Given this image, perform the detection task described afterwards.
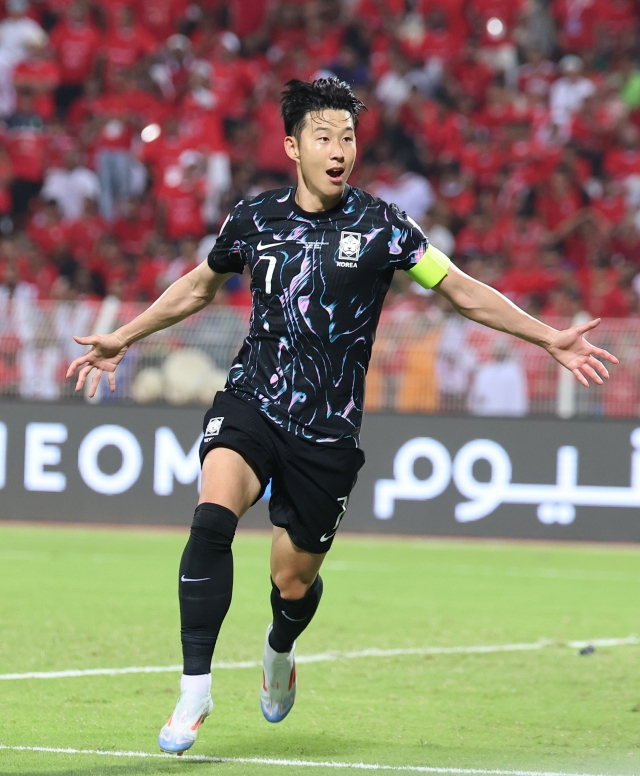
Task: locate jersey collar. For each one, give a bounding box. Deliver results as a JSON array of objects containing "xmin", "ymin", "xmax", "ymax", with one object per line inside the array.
[{"xmin": 290, "ymin": 185, "xmax": 351, "ymax": 220}]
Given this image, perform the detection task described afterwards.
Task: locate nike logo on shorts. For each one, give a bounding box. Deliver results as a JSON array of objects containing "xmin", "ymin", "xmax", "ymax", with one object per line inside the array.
[{"xmin": 181, "ymin": 575, "xmax": 212, "ymax": 582}]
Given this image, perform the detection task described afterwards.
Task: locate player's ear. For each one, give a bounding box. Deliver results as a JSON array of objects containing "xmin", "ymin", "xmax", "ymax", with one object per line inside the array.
[{"xmin": 284, "ymin": 135, "xmax": 300, "ymax": 163}]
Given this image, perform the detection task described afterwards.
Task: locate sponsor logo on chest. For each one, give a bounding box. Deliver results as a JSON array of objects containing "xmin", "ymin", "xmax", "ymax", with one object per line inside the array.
[{"xmin": 336, "ymin": 231, "xmax": 361, "ymax": 268}]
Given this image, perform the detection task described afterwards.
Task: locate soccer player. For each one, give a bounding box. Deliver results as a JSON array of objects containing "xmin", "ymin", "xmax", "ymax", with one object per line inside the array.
[{"xmin": 66, "ymin": 78, "xmax": 618, "ymax": 754}]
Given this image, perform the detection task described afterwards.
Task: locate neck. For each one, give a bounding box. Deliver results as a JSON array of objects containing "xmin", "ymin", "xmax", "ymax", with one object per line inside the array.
[{"xmin": 295, "ymin": 173, "xmax": 344, "ymax": 212}]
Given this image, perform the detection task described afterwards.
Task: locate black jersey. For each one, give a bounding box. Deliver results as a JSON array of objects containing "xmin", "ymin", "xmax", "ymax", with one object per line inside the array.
[{"xmin": 207, "ymin": 185, "xmax": 428, "ymax": 446}]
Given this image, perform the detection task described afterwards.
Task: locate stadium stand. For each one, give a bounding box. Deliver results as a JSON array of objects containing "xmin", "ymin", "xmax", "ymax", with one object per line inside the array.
[{"xmin": 0, "ymin": 0, "xmax": 639, "ymax": 414}]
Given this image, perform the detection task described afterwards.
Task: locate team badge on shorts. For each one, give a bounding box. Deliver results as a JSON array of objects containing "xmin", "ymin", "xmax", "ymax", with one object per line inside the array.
[
  {"xmin": 204, "ymin": 417, "xmax": 224, "ymax": 441},
  {"xmin": 337, "ymin": 232, "xmax": 361, "ymax": 268}
]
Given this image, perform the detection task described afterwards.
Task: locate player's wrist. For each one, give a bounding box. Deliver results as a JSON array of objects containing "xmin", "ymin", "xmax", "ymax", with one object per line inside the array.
[{"xmin": 539, "ymin": 325, "xmax": 559, "ymax": 352}]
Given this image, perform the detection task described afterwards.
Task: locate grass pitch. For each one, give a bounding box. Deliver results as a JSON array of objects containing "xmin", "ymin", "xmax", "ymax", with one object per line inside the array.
[{"xmin": 0, "ymin": 524, "xmax": 639, "ymax": 776}]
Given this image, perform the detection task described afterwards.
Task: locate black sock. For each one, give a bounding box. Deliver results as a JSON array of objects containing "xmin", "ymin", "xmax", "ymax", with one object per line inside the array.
[
  {"xmin": 179, "ymin": 503, "xmax": 237, "ymax": 675},
  {"xmin": 268, "ymin": 575, "xmax": 323, "ymax": 653}
]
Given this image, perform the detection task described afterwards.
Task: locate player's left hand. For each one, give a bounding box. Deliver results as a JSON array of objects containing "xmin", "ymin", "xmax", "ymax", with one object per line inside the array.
[{"xmin": 546, "ymin": 318, "xmax": 619, "ymax": 386}]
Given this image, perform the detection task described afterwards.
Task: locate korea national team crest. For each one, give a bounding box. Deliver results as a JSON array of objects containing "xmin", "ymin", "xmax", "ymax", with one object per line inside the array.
[
  {"xmin": 204, "ymin": 416, "xmax": 224, "ymax": 441},
  {"xmin": 337, "ymin": 231, "xmax": 361, "ymax": 268}
]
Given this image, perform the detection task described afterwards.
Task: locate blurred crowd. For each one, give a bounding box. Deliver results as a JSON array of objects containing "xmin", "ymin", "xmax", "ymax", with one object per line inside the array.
[{"xmin": 0, "ymin": 0, "xmax": 640, "ymax": 320}]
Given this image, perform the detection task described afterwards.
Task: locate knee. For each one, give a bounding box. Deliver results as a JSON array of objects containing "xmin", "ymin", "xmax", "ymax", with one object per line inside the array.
[{"xmin": 271, "ymin": 570, "xmax": 314, "ymax": 601}]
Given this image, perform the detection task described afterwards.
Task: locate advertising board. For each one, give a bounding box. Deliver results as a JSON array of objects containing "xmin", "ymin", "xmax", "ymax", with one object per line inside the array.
[{"xmin": 1, "ymin": 402, "xmax": 638, "ymax": 542}]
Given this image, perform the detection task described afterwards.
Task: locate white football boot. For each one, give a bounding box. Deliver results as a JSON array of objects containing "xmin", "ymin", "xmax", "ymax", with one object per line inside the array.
[
  {"xmin": 260, "ymin": 624, "xmax": 297, "ymax": 722},
  {"xmin": 158, "ymin": 690, "xmax": 213, "ymax": 754}
]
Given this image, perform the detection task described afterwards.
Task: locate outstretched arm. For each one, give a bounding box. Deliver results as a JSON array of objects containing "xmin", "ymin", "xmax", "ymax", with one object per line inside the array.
[
  {"xmin": 433, "ymin": 263, "xmax": 618, "ymax": 386},
  {"xmin": 66, "ymin": 261, "xmax": 232, "ymax": 397}
]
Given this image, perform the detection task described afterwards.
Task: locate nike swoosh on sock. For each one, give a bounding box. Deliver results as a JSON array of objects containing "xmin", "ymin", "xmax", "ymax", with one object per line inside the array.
[{"xmin": 281, "ymin": 610, "xmax": 308, "ymax": 622}]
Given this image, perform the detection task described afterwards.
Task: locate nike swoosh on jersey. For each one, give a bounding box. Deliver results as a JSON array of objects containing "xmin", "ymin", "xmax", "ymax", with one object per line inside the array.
[
  {"xmin": 181, "ymin": 575, "xmax": 212, "ymax": 582},
  {"xmin": 257, "ymin": 240, "xmax": 286, "ymax": 250}
]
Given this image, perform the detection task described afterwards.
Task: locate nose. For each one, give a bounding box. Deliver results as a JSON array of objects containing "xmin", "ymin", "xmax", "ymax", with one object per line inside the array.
[{"xmin": 330, "ymin": 141, "xmax": 345, "ymax": 161}]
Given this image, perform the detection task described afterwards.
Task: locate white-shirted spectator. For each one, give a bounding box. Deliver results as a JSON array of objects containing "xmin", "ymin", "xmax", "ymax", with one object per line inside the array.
[
  {"xmin": 549, "ymin": 55, "xmax": 595, "ymax": 128},
  {"xmin": 468, "ymin": 341, "xmax": 529, "ymax": 416},
  {"xmin": 371, "ymin": 160, "xmax": 435, "ymax": 223},
  {"xmin": 0, "ymin": 0, "xmax": 45, "ymax": 67},
  {"xmin": 41, "ymin": 150, "xmax": 101, "ymax": 222}
]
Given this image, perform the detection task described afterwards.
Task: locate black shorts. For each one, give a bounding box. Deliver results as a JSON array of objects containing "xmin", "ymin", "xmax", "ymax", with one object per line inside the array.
[{"xmin": 199, "ymin": 391, "xmax": 365, "ymax": 554}]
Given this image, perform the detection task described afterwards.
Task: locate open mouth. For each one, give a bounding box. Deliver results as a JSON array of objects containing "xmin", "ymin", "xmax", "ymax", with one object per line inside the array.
[{"xmin": 327, "ymin": 167, "xmax": 345, "ymax": 180}]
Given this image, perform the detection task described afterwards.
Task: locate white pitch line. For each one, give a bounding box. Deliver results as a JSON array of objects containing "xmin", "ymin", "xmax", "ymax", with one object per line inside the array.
[
  {"xmin": 0, "ymin": 636, "xmax": 637, "ymax": 682},
  {"xmin": 0, "ymin": 744, "xmax": 617, "ymax": 776}
]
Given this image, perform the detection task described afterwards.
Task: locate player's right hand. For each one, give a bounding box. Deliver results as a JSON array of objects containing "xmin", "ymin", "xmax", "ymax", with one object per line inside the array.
[{"xmin": 66, "ymin": 333, "xmax": 129, "ymax": 397}]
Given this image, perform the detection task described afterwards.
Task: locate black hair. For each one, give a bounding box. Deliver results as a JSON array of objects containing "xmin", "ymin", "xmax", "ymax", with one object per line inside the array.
[{"xmin": 280, "ymin": 78, "xmax": 366, "ymax": 139}]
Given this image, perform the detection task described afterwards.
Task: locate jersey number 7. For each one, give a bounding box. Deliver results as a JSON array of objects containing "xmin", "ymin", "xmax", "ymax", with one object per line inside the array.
[{"xmin": 262, "ymin": 255, "xmax": 277, "ymax": 294}]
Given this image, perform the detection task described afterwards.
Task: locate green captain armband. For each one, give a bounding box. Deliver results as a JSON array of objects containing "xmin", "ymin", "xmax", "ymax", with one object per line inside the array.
[{"xmin": 405, "ymin": 244, "xmax": 451, "ymax": 289}]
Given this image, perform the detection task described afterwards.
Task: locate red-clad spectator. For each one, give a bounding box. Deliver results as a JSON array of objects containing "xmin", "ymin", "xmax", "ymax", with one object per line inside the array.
[
  {"xmin": 552, "ymin": 0, "xmax": 599, "ymax": 53},
  {"xmin": 139, "ymin": 116, "xmax": 186, "ymax": 186},
  {"xmin": 12, "ymin": 33, "xmax": 60, "ymax": 122},
  {"xmin": 304, "ymin": 15, "xmax": 342, "ymax": 65},
  {"xmin": 455, "ymin": 211, "xmax": 501, "ymax": 257},
  {"xmin": 66, "ymin": 76, "xmax": 101, "ymax": 131},
  {"xmin": 99, "ymin": 5, "xmax": 157, "ymax": 87},
  {"xmin": 65, "ymin": 197, "xmax": 107, "ymax": 262},
  {"xmin": 86, "ymin": 233, "xmax": 131, "ymax": 293},
  {"xmin": 266, "ymin": 2, "xmax": 306, "ymax": 54},
  {"xmin": 603, "ymin": 123, "xmax": 640, "ymax": 182},
  {"xmin": 537, "ymin": 170, "xmax": 585, "ymax": 233},
  {"xmin": 205, "ymin": 34, "xmax": 257, "ymax": 120},
  {"xmin": 135, "ymin": 237, "xmax": 171, "ymax": 299},
  {"xmin": 179, "ymin": 68, "xmax": 228, "ymax": 154},
  {"xmin": 400, "ymin": 8, "xmax": 462, "ymax": 63},
  {"xmin": 354, "ymin": 0, "xmax": 406, "ymax": 30},
  {"xmin": 112, "ymin": 197, "xmax": 155, "ymax": 256},
  {"xmin": 507, "ymin": 133, "xmax": 562, "ymax": 186},
  {"xmin": 600, "ymin": 281, "xmax": 637, "ymax": 318},
  {"xmin": 568, "ymin": 95, "xmax": 616, "ymax": 156},
  {"xmin": 476, "ymin": 83, "xmax": 528, "ymax": 136},
  {"xmin": 0, "ymin": 147, "xmax": 12, "ymax": 215},
  {"xmin": 49, "ymin": 0, "xmax": 101, "ymax": 115},
  {"xmin": 91, "ymin": 71, "xmax": 138, "ymax": 220},
  {"xmin": 542, "ymin": 284, "xmax": 585, "ymax": 318},
  {"xmin": 162, "ymin": 235, "xmax": 199, "ymax": 286},
  {"xmin": 253, "ymin": 83, "xmax": 295, "ymax": 175},
  {"xmin": 156, "ymin": 159, "xmax": 206, "ymax": 241},
  {"xmin": 448, "ymin": 40, "xmax": 494, "ymax": 107},
  {"xmin": 518, "ymin": 48, "xmax": 556, "ymax": 99},
  {"xmin": 438, "ymin": 167, "xmax": 477, "ymax": 222},
  {"xmin": 136, "ymin": 0, "xmax": 187, "ymax": 43},
  {"xmin": 3, "ymin": 105, "xmax": 48, "ymax": 220},
  {"xmin": 25, "ymin": 199, "xmax": 68, "ymax": 258},
  {"xmin": 577, "ymin": 256, "xmax": 622, "ymax": 317},
  {"xmin": 591, "ymin": 178, "xmax": 627, "ymax": 231},
  {"xmin": 16, "ymin": 241, "xmax": 58, "ymax": 298},
  {"xmin": 497, "ymin": 245, "xmax": 562, "ymax": 304},
  {"xmin": 499, "ymin": 212, "xmax": 548, "ymax": 270},
  {"xmin": 227, "ymin": 0, "xmax": 270, "ymax": 40},
  {"xmin": 558, "ymin": 143, "xmax": 592, "ymax": 184},
  {"xmin": 610, "ymin": 218, "xmax": 640, "ymax": 265},
  {"xmin": 422, "ymin": 102, "xmax": 466, "ymax": 162},
  {"xmin": 594, "ymin": 0, "xmax": 637, "ymax": 43}
]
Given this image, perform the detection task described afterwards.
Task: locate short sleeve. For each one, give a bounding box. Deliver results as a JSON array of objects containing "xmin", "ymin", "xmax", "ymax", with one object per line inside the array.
[
  {"xmin": 386, "ymin": 202, "xmax": 429, "ymax": 271},
  {"xmin": 207, "ymin": 201, "xmax": 249, "ymax": 274}
]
